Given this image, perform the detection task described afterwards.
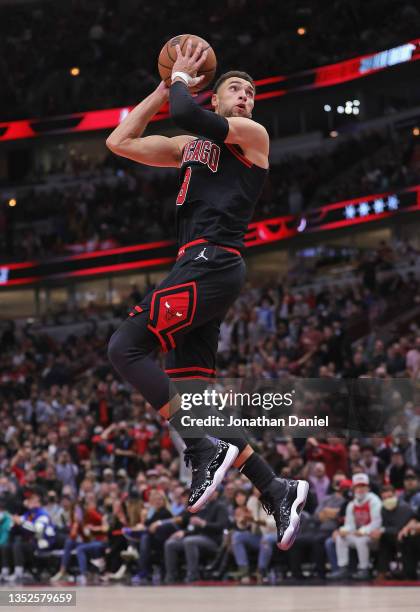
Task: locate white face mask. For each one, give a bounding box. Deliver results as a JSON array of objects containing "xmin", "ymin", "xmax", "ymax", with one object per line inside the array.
[
  {"xmin": 355, "ymin": 492, "xmax": 368, "ymax": 503},
  {"xmin": 383, "ymin": 497, "xmax": 398, "ymax": 511}
]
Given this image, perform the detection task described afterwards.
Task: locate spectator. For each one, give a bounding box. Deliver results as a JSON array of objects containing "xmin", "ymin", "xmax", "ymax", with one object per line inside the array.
[
  {"xmin": 50, "ymin": 492, "xmax": 106, "ymax": 585},
  {"xmin": 0, "ymin": 498, "xmax": 13, "ymax": 579},
  {"xmin": 44, "ymin": 491, "xmax": 68, "ymax": 535},
  {"xmin": 164, "ymin": 490, "xmax": 228, "ymax": 583},
  {"xmin": 3, "ymin": 492, "xmax": 56, "ymax": 583},
  {"xmin": 306, "ymin": 437, "xmax": 349, "ymax": 479},
  {"xmin": 329, "ymin": 473, "xmax": 382, "ymax": 581},
  {"xmin": 386, "ymin": 450, "xmax": 407, "ymax": 489},
  {"xmin": 373, "ymin": 485, "xmax": 413, "ymax": 579},
  {"xmin": 308, "ymin": 462, "xmax": 330, "ymax": 505},
  {"xmin": 359, "ymin": 445, "xmax": 384, "ymax": 484},
  {"xmin": 399, "ymin": 470, "xmax": 420, "ymax": 516},
  {"xmin": 131, "ymin": 489, "xmax": 172, "ymax": 585},
  {"xmin": 397, "ymin": 515, "xmax": 420, "ymax": 580},
  {"xmin": 55, "ymin": 451, "xmax": 78, "ymax": 496},
  {"xmin": 307, "ymin": 473, "xmax": 348, "ymax": 578}
]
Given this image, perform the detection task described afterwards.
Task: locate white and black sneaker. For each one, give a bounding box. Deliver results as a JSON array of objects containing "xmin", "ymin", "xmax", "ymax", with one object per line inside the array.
[
  {"xmin": 260, "ymin": 477, "xmax": 309, "ymax": 551},
  {"xmin": 184, "ymin": 438, "xmax": 238, "ymax": 513}
]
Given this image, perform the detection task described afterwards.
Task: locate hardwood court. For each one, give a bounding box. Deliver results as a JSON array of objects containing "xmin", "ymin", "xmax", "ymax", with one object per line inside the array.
[{"xmin": 5, "ymin": 585, "xmax": 419, "ymax": 612}]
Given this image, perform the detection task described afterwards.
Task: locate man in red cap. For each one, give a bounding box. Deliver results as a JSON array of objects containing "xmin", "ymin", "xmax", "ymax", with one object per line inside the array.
[{"xmin": 328, "ymin": 473, "xmax": 382, "ymax": 581}]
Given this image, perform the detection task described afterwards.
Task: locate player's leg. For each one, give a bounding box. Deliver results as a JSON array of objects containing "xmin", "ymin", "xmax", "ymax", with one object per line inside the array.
[
  {"xmin": 107, "ymin": 257, "xmax": 240, "ymax": 511},
  {"xmin": 165, "ymin": 314, "xmax": 308, "ymax": 549},
  {"xmin": 163, "ymin": 319, "xmax": 241, "ymax": 512}
]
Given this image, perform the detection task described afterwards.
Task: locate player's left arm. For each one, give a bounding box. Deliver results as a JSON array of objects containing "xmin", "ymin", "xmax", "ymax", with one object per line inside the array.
[
  {"xmin": 170, "ymin": 82, "xmax": 269, "ymax": 167},
  {"xmin": 224, "ymin": 117, "xmax": 269, "ymax": 168}
]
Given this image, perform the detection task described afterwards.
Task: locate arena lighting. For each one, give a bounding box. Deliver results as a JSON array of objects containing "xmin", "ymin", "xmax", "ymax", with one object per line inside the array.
[
  {"xmin": 8, "ymin": 198, "xmax": 16, "ymax": 207},
  {"xmin": 330, "ymin": 130, "xmax": 338, "ymax": 137},
  {"xmin": 70, "ymin": 67, "xmax": 80, "ymax": 76},
  {"xmin": 323, "ymin": 104, "xmax": 332, "ymax": 112},
  {"xmin": 337, "ymin": 106, "xmax": 344, "ymax": 114},
  {"xmin": 353, "ymin": 99, "xmax": 360, "ymax": 106},
  {"xmin": 297, "ymin": 27, "xmax": 306, "ymax": 35},
  {"xmin": 297, "ymin": 218, "xmax": 307, "ymax": 232},
  {"xmin": 344, "ymin": 107, "xmax": 352, "ymax": 114},
  {"xmin": 413, "ymin": 127, "xmax": 420, "ymax": 136},
  {"xmin": 344, "ymin": 194, "xmax": 400, "ymax": 219},
  {"xmin": 353, "ymin": 107, "xmax": 360, "ymax": 115}
]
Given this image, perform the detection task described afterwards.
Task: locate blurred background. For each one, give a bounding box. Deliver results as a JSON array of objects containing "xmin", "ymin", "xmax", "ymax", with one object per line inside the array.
[{"xmin": 0, "ymin": 0, "xmax": 419, "ymax": 589}]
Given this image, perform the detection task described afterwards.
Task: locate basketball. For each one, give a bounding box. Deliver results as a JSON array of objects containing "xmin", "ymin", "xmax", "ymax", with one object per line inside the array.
[{"xmin": 158, "ymin": 34, "xmax": 217, "ymax": 92}]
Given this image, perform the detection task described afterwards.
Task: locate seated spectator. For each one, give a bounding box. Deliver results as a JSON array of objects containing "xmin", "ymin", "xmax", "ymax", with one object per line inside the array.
[
  {"xmin": 0, "ymin": 498, "xmax": 13, "ymax": 580},
  {"xmin": 50, "ymin": 492, "xmax": 107, "ymax": 585},
  {"xmin": 44, "ymin": 491, "xmax": 69, "ymax": 543},
  {"xmin": 324, "ymin": 478, "xmax": 352, "ymax": 575},
  {"xmin": 164, "ymin": 490, "xmax": 228, "ymax": 584},
  {"xmin": 399, "ymin": 469, "xmax": 420, "ymax": 515},
  {"xmin": 397, "ymin": 516, "xmax": 420, "ymax": 580},
  {"xmin": 3, "ymin": 491, "xmax": 56, "ymax": 583},
  {"xmin": 372, "ymin": 485, "xmax": 413, "ymax": 580},
  {"xmin": 328, "ymin": 473, "xmax": 382, "ymax": 581},
  {"xmin": 231, "ymin": 488, "xmax": 277, "ymax": 584},
  {"xmin": 302, "ymin": 472, "xmax": 348, "ymax": 579},
  {"xmin": 96, "ymin": 496, "xmax": 127, "ymax": 583},
  {"xmin": 286, "ymin": 510, "xmax": 320, "ymax": 580},
  {"xmin": 130, "ymin": 489, "xmax": 172, "ymax": 585},
  {"xmin": 247, "ymin": 489, "xmax": 277, "ymax": 584}
]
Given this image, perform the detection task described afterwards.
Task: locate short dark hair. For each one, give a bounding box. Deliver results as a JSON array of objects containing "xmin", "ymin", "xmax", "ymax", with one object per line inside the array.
[{"xmin": 214, "ymin": 71, "xmax": 255, "ymax": 93}]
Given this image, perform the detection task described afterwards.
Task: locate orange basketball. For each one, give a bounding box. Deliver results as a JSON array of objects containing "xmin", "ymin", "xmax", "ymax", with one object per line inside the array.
[{"xmin": 158, "ymin": 34, "xmax": 217, "ymax": 93}]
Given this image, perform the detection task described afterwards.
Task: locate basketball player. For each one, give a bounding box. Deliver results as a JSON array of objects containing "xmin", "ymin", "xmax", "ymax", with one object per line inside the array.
[{"xmin": 106, "ymin": 39, "xmax": 308, "ymax": 550}]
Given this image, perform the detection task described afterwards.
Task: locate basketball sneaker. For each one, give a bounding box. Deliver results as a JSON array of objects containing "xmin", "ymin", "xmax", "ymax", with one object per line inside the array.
[
  {"xmin": 184, "ymin": 438, "xmax": 238, "ymax": 513},
  {"xmin": 260, "ymin": 477, "xmax": 309, "ymax": 551}
]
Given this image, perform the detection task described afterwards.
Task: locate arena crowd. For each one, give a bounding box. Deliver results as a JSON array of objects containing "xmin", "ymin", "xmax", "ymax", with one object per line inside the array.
[
  {"xmin": 1, "ymin": 0, "xmax": 419, "ymax": 120},
  {"xmin": 0, "ymin": 255, "xmax": 419, "ymax": 585}
]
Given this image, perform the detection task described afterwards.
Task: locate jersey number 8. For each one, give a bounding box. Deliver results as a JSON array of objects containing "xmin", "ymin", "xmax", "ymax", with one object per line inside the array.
[{"xmin": 176, "ymin": 167, "xmax": 192, "ymax": 206}]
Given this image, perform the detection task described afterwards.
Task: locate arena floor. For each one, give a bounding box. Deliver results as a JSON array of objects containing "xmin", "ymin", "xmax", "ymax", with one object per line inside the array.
[{"xmin": 3, "ymin": 585, "xmax": 420, "ymax": 612}]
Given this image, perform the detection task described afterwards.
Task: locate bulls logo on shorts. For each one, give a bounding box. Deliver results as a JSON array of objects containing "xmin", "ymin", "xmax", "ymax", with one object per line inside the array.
[{"xmin": 147, "ymin": 282, "xmax": 197, "ymax": 352}]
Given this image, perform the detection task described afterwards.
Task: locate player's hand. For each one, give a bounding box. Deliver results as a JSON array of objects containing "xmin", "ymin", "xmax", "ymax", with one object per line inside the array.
[
  {"xmin": 172, "ymin": 38, "xmax": 207, "ymax": 89},
  {"xmin": 155, "ymin": 80, "xmax": 170, "ymax": 101}
]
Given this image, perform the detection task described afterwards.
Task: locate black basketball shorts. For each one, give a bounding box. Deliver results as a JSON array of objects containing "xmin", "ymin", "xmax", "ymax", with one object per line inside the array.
[{"xmin": 126, "ymin": 239, "xmax": 246, "ymax": 380}]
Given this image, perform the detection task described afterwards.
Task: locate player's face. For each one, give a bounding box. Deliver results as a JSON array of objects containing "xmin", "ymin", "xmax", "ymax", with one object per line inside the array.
[{"xmin": 212, "ymin": 77, "xmax": 255, "ymax": 119}]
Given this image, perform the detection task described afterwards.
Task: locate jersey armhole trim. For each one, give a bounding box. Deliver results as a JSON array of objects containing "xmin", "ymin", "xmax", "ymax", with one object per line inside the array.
[{"xmin": 225, "ymin": 143, "xmax": 253, "ymax": 168}]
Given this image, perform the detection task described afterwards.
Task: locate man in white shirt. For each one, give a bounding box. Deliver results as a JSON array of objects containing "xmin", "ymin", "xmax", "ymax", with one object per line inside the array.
[{"xmin": 329, "ymin": 473, "xmax": 382, "ymax": 581}]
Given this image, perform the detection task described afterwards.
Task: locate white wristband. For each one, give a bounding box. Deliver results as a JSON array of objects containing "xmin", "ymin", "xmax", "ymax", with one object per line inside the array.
[{"xmin": 171, "ymin": 71, "xmax": 192, "ymax": 86}]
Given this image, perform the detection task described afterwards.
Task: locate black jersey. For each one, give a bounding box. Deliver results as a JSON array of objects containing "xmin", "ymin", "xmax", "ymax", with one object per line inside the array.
[{"xmin": 175, "ymin": 137, "xmax": 268, "ymax": 250}]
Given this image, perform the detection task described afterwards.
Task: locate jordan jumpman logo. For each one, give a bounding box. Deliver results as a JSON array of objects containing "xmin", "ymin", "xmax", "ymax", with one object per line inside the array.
[{"xmin": 194, "ymin": 248, "xmax": 208, "ymax": 261}]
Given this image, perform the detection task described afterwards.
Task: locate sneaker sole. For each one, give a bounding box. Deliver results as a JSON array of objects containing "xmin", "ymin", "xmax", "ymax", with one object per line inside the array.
[
  {"xmin": 277, "ymin": 480, "xmax": 309, "ymax": 551},
  {"xmin": 188, "ymin": 443, "xmax": 239, "ymax": 513}
]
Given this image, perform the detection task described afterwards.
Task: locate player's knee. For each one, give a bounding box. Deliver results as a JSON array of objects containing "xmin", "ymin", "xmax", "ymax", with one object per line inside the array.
[
  {"xmin": 107, "ymin": 329, "xmax": 128, "ymax": 368},
  {"xmin": 107, "ymin": 325, "xmax": 151, "ymax": 369}
]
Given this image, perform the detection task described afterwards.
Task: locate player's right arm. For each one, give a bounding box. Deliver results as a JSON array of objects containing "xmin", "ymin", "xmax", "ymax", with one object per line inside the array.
[{"xmin": 106, "ymin": 82, "xmax": 193, "ymax": 168}]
